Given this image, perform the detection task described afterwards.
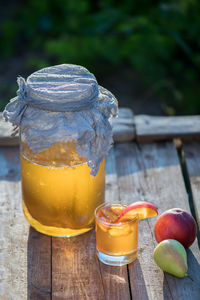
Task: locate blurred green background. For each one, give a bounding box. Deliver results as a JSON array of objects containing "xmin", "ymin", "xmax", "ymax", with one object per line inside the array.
[{"xmin": 1, "ymin": 0, "xmax": 200, "ymax": 115}]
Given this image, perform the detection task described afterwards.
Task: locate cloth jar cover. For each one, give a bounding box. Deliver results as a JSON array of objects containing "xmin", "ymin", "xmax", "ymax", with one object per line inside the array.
[{"xmin": 3, "ymin": 64, "xmax": 118, "ymax": 175}]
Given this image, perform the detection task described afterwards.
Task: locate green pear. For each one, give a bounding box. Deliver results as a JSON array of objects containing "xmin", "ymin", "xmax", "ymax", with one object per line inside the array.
[{"xmin": 153, "ymin": 239, "xmax": 188, "ymax": 278}]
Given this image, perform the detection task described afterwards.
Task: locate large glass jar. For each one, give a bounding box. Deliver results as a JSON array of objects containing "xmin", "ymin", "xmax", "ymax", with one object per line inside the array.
[{"xmin": 3, "ymin": 64, "xmax": 117, "ymax": 237}]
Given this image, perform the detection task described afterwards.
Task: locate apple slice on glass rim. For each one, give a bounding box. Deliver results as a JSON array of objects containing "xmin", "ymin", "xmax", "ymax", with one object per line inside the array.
[{"xmin": 117, "ymin": 201, "xmax": 158, "ymax": 222}]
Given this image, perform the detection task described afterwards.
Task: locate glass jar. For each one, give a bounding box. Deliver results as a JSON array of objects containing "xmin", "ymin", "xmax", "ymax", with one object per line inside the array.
[
  {"xmin": 20, "ymin": 137, "xmax": 105, "ymax": 236},
  {"xmin": 3, "ymin": 64, "xmax": 117, "ymax": 237}
]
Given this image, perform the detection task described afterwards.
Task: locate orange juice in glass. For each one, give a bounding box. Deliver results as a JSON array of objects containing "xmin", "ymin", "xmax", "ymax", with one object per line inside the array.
[{"xmin": 95, "ymin": 203, "xmax": 138, "ymax": 266}]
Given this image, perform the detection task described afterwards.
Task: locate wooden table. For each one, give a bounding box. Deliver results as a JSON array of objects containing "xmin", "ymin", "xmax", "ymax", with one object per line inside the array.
[{"xmin": 1, "ymin": 108, "xmax": 200, "ymax": 300}]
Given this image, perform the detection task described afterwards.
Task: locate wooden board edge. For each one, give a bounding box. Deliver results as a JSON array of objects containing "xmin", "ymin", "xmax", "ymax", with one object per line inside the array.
[{"xmin": 0, "ymin": 108, "xmax": 136, "ymax": 145}]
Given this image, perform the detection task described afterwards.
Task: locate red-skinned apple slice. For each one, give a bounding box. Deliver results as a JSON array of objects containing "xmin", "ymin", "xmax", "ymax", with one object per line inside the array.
[{"xmin": 117, "ymin": 201, "xmax": 158, "ymax": 222}]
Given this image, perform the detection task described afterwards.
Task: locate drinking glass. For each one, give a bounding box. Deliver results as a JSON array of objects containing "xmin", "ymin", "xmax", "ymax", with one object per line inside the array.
[{"xmin": 95, "ymin": 203, "xmax": 138, "ymax": 266}]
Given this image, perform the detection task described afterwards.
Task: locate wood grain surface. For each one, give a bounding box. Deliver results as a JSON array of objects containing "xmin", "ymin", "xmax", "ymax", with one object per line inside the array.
[
  {"xmin": 111, "ymin": 107, "xmax": 135, "ymax": 143},
  {"xmin": 1, "ymin": 142, "xmax": 200, "ymax": 299},
  {"xmin": 51, "ymin": 148, "xmax": 131, "ymax": 300},
  {"xmin": 0, "ymin": 115, "xmax": 19, "ymax": 146},
  {"xmin": 115, "ymin": 142, "xmax": 200, "ymax": 300},
  {"xmin": 182, "ymin": 142, "xmax": 200, "ymax": 228},
  {"xmin": 28, "ymin": 228, "xmax": 51, "ymax": 300},
  {"xmin": 0, "ymin": 147, "xmax": 27, "ymax": 300},
  {"xmin": 0, "ymin": 147, "xmax": 52, "ymax": 300},
  {"xmin": 98, "ymin": 148, "xmax": 131, "ymax": 300},
  {"xmin": 135, "ymin": 114, "xmax": 200, "ymax": 142},
  {"xmin": 52, "ymin": 231, "xmax": 105, "ymax": 300}
]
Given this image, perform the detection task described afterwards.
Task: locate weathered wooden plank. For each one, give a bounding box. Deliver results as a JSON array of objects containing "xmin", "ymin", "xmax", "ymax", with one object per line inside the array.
[
  {"xmin": 0, "ymin": 147, "xmax": 51, "ymax": 300},
  {"xmin": 105, "ymin": 148, "xmax": 119, "ymax": 205},
  {"xmin": 0, "ymin": 114, "xmax": 19, "ymax": 146},
  {"xmin": 99, "ymin": 148, "xmax": 131, "ymax": 300},
  {"xmin": 0, "ymin": 147, "xmax": 27, "ymax": 300},
  {"xmin": 52, "ymin": 231, "xmax": 105, "ymax": 300},
  {"xmin": 115, "ymin": 142, "xmax": 200, "ymax": 300},
  {"xmin": 51, "ymin": 148, "xmax": 131, "ymax": 300},
  {"xmin": 27, "ymin": 228, "xmax": 51, "ymax": 300},
  {"xmin": 135, "ymin": 114, "xmax": 200, "ymax": 142},
  {"xmin": 0, "ymin": 108, "xmax": 135, "ymax": 146},
  {"xmin": 2, "ymin": 110, "xmax": 200, "ymax": 145},
  {"xmin": 183, "ymin": 142, "xmax": 200, "ymax": 228},
  {"xmin": 1, "ymin": 139, "xmax": 200, "ymax": 300},
  {"xmin": 111, "ymin": 107, "xmax": 135, "ymax": 142}
]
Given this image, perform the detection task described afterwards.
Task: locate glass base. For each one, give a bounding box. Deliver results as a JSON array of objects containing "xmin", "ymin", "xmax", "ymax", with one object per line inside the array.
[
  {"xmin": 22, "ymin": 201, "xmax": 93, "ymax": 237},
  {"xmin": 97, "ymin": 250, "xmax": 138, "ymax": 266}
]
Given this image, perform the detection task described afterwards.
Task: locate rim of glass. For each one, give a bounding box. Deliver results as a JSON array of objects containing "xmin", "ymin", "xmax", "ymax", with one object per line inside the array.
[{"xmin": 94, "ymin": 202, "xmax": 139, "ymax": 226}]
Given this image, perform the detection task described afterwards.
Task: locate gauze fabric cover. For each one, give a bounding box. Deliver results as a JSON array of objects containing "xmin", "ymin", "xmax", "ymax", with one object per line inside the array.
[{"xmin": 3, "ymin": 64, "xmax": 118, "ymax": 175}]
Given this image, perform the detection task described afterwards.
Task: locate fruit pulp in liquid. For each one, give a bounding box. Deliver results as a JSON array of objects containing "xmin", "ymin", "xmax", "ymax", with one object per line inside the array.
[
  {"xmin": 95, "ymin": 205, "xmax": 138, "ymax": 256},
  {"xmin": 21, "ymin": 142, "xmax": 105, "ymax": 236}
]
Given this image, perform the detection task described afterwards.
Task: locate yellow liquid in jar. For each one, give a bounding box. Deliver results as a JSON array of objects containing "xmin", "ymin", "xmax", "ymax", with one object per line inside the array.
[{"xmin": 21, "ymin": 142, "xmax": 105, "ymax": 237}]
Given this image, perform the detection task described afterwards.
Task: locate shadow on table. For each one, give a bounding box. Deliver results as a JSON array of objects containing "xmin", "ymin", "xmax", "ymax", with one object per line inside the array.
[
  {"xmin": 163, "ymin": 249, "xmax": 200, "ymax": 300},
  {"xmin": 27, "ymin": 227, "xmax": 52, "ymax": 299},
  {"xmin": 128, "ymin": 259, "xmax": 149, "ymax": 299}
]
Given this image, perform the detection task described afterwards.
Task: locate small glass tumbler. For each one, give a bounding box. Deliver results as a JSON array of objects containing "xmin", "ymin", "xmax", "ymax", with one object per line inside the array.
[{"xmin": 95, "ymin": 203, "xmax": 138, "ymax": 266}]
